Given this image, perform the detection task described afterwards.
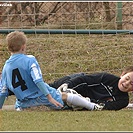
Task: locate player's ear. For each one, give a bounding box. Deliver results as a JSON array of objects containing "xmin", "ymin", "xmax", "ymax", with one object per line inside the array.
[{"xmin": 21, "ymin": 44, "xmax": 26, "ymax": 51}]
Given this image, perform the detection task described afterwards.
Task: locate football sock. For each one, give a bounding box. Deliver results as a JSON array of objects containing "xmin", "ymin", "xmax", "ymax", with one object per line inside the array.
[{"xmin": 67, "ymin": 93, "xmax": 96, "ymax": 110}]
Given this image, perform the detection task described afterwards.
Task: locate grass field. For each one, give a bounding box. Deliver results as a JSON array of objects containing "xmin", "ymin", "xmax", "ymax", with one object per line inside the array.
[
  {"xmin": 0, "ymin": 109, "xmax": 133, "ymax": 131},
  {"xmin": 0, "ymin": 33, "xmax": 133, "ymax": 131}
]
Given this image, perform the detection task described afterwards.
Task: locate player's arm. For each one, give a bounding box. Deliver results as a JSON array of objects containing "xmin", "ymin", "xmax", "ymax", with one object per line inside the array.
[
  {"xmin": 36, "ymin": 81, "xmax": 49, "ymax": 96},
  {"xmin": 30, "ymin": 59, "xmax": 50, "ymax": 96},
  {"xmin": 30, "ymin": 59, "xmax": 63, "ymax": 108},
  {"xmin": 36, "ymin": 81, "xmax": 63, "ymax": 108},
  {"xmin": 0, "ymin": 76, "xmax": 7, "ymax": 109},
  {"xmin": 0, "ymin": 94, "xmax": 6, "ymax": 109},
  {"xmin": 0, "ymin": 86, "xmax": 8, "ymax": 109},
  {"xmin": 102, "ymin": 98, "xmax": 129, "ymax": 110}
]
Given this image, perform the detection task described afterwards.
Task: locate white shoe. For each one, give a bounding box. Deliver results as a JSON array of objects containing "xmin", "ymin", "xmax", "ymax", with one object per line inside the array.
[{"xmin": 16, "ymin": 107, "xmax": 23, "ymax": 111}]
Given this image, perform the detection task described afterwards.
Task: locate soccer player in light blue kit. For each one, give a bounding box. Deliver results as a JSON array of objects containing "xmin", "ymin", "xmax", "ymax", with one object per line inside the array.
[{"xmin": 0, "ymin": 31, "xmax": 103, "ymax": 111}]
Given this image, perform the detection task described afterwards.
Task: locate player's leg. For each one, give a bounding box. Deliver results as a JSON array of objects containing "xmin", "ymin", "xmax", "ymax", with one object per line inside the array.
[
  {"xmin": 49, "ymin": 73, "xmax": 85, "ymax": 89},
  {"xmin": 61, "ymin": 90, "xmax": 104, "ymax": 111},
  {"xmin": 58, "ymin": 84, "xmax": 104, "ymax": 111}
]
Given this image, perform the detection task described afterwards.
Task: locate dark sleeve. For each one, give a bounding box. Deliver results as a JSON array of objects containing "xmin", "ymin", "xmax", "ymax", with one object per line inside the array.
[{"xmin": 102, "ymin": 95, "xmax": 129, "ymax": 110}]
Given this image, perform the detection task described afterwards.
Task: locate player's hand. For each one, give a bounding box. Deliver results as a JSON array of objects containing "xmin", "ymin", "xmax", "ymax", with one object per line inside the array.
[
  {"xmin": 47, "ymin": 94, "xmax": 63, "ymax": 108},
  {"xmin": 57, "ymin": 83, "xmax": 68, "ymax": 92}
]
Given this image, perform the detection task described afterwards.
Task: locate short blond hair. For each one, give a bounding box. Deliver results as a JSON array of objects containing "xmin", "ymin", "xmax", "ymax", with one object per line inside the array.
[{"xmin": 6, "ymin": 31, "xmax": 27, "ymax": 52}]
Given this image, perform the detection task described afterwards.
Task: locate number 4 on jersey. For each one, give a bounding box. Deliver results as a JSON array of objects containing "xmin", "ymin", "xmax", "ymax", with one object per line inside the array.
[{"xmin": 12, "ymin": 68, "xmax": 28, "ymax": 91}]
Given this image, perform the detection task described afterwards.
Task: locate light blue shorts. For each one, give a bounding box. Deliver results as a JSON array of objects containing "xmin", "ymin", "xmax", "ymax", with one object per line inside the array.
[{"xmin": 15, "ymin": 90, "xmax": 64, "ymax": 110}]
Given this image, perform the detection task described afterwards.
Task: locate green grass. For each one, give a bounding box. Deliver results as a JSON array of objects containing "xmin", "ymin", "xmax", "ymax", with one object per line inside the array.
[{"xmin": 0, "ymin": 109, "xmax": 133, "ymax": 131}]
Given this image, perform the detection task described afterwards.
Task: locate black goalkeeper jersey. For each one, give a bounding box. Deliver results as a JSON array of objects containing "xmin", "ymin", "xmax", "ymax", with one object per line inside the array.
[{"xmin": 49, "ymin": 72, "xmax": 129, "ymax": 110}]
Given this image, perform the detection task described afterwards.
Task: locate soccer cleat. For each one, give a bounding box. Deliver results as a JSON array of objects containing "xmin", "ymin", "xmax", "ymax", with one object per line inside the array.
[{"xmin": 93, "ymin": 104, "xmax": 104, "ymax": 111}]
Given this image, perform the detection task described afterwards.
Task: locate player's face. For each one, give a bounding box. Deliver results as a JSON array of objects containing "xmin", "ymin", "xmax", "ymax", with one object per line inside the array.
[{"xmin": 118, "ymin": 72, "xmax": 133, "ymax": 92}]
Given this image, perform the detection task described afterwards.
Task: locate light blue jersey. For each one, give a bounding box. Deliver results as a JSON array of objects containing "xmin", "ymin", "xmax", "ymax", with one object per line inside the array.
[{"xmin": 1, "ymin": 54, "xmax": 64, "ymax": 109}]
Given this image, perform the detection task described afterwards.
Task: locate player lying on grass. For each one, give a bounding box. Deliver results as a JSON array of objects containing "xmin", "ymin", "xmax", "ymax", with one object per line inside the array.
[
  {"xmin": 49, "ymin": 66, "xmax": 133, "ymax": 110},
  {"xmin": 3, "ymin": 66, "xmax": 133, "ymax": 111},
  {"xmin": 0, "ymin": 31, "xmax": 103, "ymax": 111}
]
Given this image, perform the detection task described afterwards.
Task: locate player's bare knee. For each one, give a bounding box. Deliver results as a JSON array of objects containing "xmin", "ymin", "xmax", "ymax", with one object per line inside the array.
[{"xmin": 61, "ymin": 92, "xmax": 68, "ymax": 101}]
